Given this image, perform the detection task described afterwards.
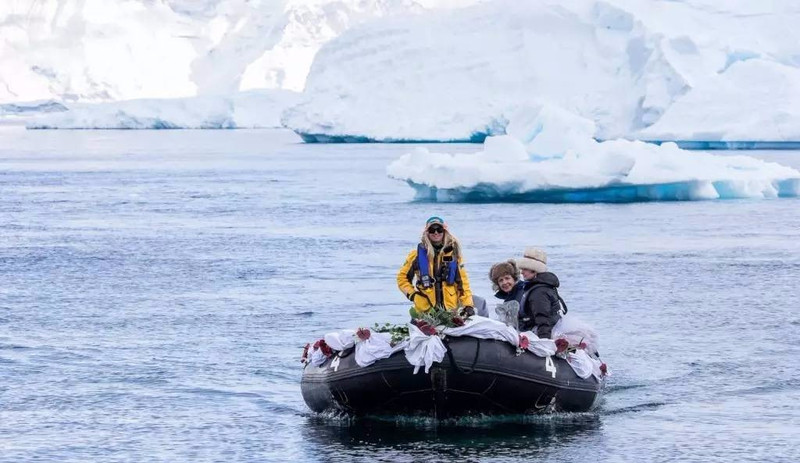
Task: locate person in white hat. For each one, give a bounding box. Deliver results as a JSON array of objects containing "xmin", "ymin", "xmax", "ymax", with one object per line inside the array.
[{"xmin": 516, "ymin": 247, "xmax": 565, "ymax": 338}]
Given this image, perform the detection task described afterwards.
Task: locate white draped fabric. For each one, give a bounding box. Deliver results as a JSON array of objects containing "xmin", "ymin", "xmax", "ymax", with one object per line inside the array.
[
  {"xmin": 404, "ymin": 324, "xmax": 447, "ymax": 374},
  {"xmin": 441, "ymin": 316, "xmax": 519, "ymax": 345},
  {"xmin": 552, "ymin": 316, "xmax": 600, "ymax": 356},
  {"xmin": 355, "ymin": 332, "xmax": 408, "ymax": 368},
  {"xmin": 518, "ymin": 330, "xmax": 557, "ymax": 357},
  {"xmin": 306, "ymin": 315, "xmax": 604, "ymax": 379},
  {"xmin": 309, "ymin": 348, "xmax": 329, "ymax": 367},
  {"xmin": 324, "ymin": 330, "xmax": 355, "ymax": 351}
]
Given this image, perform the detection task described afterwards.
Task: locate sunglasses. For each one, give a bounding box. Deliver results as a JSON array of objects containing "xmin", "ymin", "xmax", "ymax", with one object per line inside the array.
[{"xmin": 427, "ymin": 226, "xmax": 444, "ymax": 234}]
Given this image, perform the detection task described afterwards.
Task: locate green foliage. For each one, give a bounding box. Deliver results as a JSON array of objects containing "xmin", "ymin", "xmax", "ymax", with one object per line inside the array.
[
  {"xmin": 372, "ymin": 308, "xmax": 467, "ymax": 345},
  {"xmin": 416, "ymin": 307, "xmax": 465, "ymax": 329},
  {"xmin": 372, "ymin": 322, "xmax": 409, "ymax": 345}
]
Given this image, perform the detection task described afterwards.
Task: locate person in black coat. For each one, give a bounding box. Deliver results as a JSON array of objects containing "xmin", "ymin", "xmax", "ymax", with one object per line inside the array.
[{"xmin": 516, "ymin": 247, "xmax": 563, "ymax": 339}]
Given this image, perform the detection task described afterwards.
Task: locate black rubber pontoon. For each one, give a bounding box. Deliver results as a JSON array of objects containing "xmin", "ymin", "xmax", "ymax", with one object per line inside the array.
[{"xmin": 301, "ymin": 336, "xmax": 602, "ymax": 419}]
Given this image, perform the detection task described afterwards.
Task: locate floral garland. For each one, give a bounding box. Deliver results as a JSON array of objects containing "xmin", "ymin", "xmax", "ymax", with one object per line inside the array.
[
  {"xmin": 411, "ymin": 306, "xmax": 469, "ymax": 335},
  {"xmin": 356, "ymin": 327, "xmax": 371, "ymax": 341},
  {"xmin": 555, "ymin": 337, "xmax": 608, "ymax": 377},
  {"xmin": 371, "ymin": 323, "xmax": 409, "ymax": 345},
  {"xmin": 301, "ymin": 339, "xmax": 335, "ymax": 364},
  {"xmin": 301, "ymin": 325, "xmax": 395, "ymax": 364},
  {"xmin": 302, "ymin": 308, "xmax": 468, "ymax": 363},
  {"xmin": 301, "ymin": 313, "xmax": 609, "ymax": 377}
]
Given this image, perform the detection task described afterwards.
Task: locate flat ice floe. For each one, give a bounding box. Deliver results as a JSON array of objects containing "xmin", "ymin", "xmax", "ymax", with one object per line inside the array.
[{"xmin": 386, "ymin": 106, "xmax": 800, "ymax": 203}]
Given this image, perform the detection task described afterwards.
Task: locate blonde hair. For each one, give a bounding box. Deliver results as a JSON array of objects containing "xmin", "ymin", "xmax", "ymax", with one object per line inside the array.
[{"xmin": 420, "ymin": 227, "xmax": 462, "ymax": 262}]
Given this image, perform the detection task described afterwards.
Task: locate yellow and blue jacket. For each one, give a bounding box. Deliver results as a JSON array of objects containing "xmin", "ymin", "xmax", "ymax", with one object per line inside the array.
[{"xmin": 397, "ymin": 244, "xmax": 473, "ymax": 312}]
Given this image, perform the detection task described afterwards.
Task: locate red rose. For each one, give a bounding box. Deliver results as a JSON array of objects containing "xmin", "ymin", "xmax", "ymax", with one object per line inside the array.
[
  {"xmin": 555, "ymin": 338, "xmax": 569, "ymax": 353},
  {"xmin": 579, "ymin": 342, "xmax": 587, "ymax": 350},
  {"xmin": 600, "ymin": 363, "xmax": 608, "ymax": 375},
  {"xmin": 519, "ymin": 335, "xmax": 530, "ymax": 350},
  {"xmin": 301, "ymin": 343, "xmax": 310, "ymax": 363},
  {"xmin": 321, "ymin": 344, "xmax": 333, "ymax": 357},
  {"xmin": 313, "ymin": 339, "xmax": 332, "ymax": 357},
  {"xmin": 415, "ymin": 321, "xmax": 437, "ymax": 336},
  {"xmin": 356, "ymin": 328, "xmax": 371, "ymax": 341},
  {"xmin": 452, "ymin": 316, "xmax": 465, "ymax": 327}
]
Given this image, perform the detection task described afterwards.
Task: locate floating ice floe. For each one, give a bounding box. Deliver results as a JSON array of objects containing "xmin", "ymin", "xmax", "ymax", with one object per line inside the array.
[{"xmin": 386, "ymin": 105, "xmax": 800, "ymax": 202}]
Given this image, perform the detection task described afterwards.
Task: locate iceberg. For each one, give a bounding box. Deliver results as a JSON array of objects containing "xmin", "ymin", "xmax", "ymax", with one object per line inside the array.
[
  {"xmin": 386, "ymin": 105, "xmax": 800, "ymax": 203},
  {"xmin": 637, "ymin": 60, "xmax": 800, "ymax": 147},
  {"xmin": 285, "ymin": 0, "xmax": 800, "ymax": 144},
  {"xmin": 285, "ymin": 0, "xmax": 673, "ymax": 142},
  {"xmin": 26, "ymin": 90, "xmax": 299, "ymax": 130}
]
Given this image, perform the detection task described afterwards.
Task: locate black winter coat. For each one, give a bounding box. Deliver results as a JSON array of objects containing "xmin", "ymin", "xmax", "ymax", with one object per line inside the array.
[{"xmin": 519, "ymin": 272, "xmax": 562, "ymax": 339}]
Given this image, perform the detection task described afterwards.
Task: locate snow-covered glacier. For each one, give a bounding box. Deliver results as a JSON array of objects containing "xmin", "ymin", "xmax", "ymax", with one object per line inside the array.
[
  {"xmin": 386, "ymin": 105, "xmax": 800, "ymax": 202},
  {"xmin": 6, "ymin": 0, "xmax": 800, "ymax": 138},
  {"xmin": 286, "ymin": 0, "xmax": 669, "ymax": 142},
  {"xmin": 1, "ymin": 0, "xmax": 476, "ymax": 128},
  {"xmin": 0, "ymin": 0, "xmax": 472, "ymax": 102},
  {"xmin": 637, "ymin": 60, "xmax": 800, "ymax": 147},
  {"xmin": 26, "ymin": 90, "xmax": 299, "ymax": 130},
  {"xmin": 286, "ymin": 0, "xmax": 800, "ymax": 143}
]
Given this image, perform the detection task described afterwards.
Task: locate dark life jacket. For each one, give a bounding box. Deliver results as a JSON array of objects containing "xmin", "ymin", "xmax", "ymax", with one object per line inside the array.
[{"xmin": 417, "ymin": 243, "xmax": 457, "ymax": 285}]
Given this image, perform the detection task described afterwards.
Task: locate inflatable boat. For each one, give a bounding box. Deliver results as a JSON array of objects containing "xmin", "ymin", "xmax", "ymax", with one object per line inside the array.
[{"xmin": 301, "ymin": 335, "xmax": 602, "ymax": 419}]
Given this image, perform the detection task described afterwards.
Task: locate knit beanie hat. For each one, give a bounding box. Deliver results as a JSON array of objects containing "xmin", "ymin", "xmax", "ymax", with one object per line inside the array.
[
  {"xmin": 517, "ymin": 247, "xmax": 548, "ymax": 273},
  {"xmin": 489, "ymin": 259, "xmax": 519, "ymax": 284}
]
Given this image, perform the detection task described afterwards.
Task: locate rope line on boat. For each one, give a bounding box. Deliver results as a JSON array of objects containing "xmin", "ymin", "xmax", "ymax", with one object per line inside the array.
[
  {"xmin": 444, "ymin": 337, "xmax": 481, "ymax": 374},
  {"xmin": 337, "ymin": 347, "xmax": 354, "ymax": 359}
]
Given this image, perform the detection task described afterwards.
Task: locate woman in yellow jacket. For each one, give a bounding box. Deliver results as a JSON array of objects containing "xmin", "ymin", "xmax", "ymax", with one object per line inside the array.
[{"xmin": 397, "ymin": 217, "xmax": 474, "ymax": 316}]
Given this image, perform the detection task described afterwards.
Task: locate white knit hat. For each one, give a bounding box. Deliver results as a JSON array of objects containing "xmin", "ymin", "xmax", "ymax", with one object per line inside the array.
[{"xmin": 517, "ymin": 247, "xmax": 547, "ymax": 273}]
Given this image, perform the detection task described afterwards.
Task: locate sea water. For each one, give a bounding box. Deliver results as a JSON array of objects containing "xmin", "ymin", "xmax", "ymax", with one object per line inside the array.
[{"xmin": 1, "ymin": 128, "xmax": 798, "ymax": 462}]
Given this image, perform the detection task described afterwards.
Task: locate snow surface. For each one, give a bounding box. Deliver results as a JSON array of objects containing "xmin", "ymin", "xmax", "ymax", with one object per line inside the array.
[
  {"xmin": 386, "ymin": 105, "xmax": 800, "ymax": 202},
  {"xmin": 286, "ymin": 0, "xmax": 800, "ymax": 142}
]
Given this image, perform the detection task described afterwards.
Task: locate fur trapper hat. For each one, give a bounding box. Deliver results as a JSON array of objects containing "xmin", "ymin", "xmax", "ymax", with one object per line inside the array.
[
  {"xmin": 517, "ymin": 247, "xmax": 547, "ymax": 274},
  {"xmin": 489, "ymin": 259, "xmax": 520, "ymax": 291}
]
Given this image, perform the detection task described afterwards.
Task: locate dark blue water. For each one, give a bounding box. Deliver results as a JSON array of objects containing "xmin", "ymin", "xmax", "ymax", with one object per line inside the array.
[{"xmin": 1, "ymin": 128, "xmax": 799, "ymax": 462}]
